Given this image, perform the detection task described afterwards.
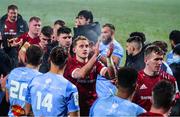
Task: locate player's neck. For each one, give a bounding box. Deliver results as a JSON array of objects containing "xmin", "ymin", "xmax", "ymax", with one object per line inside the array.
[
  {"xmin": 144, "ymin": 67, "xmax": 158, "ymax": 76},
  {"xmin": 76, "ymin": 55, "xmax": 87, "ymax": 63},
  {"xmin": 26, "ymin": 64, "xmax": 38, "ymax": 70},
  {"xmin": 28, "ymin": 31, "xmax": 39, "ymax": 39},
  {"xmin": 150, "ymin": 106, "xmax": 167, "ymax": 117},
  {"xmin": 7, "ymin": 17, "xmax": 16, "ymax": 23},
  {"xmin": 50, "ymin": 64, "xmax": 64, "ymax": 75},
  {"xmin": 116, "ymin": 89, "xmax": 131, "ymax": 100}
]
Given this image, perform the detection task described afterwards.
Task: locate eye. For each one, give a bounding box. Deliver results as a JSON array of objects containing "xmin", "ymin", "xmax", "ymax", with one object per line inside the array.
[
  {"xmin": 79, "ymin": 45, "xmax": 84, "ymax": 48},
  {"xmin": 85, "ymin": 45, "xmax": 89, "ymax": 48}
]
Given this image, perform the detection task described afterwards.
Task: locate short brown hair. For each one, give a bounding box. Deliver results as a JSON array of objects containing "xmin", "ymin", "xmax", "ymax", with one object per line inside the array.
[
  {"xmin": 103, "ymin": 23, "xmax": 115, "ymax": 31},
  {"xmin": 73, "ymin": 36, "xmax": 89, "ymax": 48},
  {"xmin": 29, "ymin": 16, "xmax": 41, "ymax": 22},
  {"xmin": 7, "ymin": 4, "xmax": 18, "ymax": 11},
  {"xmin": 152, "ymin": 41, "xmax": 168, "ymax": 54},
  {"xmin": 144, "ymin": 45, "xmax": 164, "ymax": 57}
]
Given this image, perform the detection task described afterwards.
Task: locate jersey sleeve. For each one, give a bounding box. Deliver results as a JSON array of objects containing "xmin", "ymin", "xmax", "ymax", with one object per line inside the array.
[
  {"xmin": 96, "ymin": 61, "xmax": 106, "ymax": 75},
  {"xmin": 25, "ymin": 80, "xmax": 33, "ymax": 104},
  {"xmin": 6, "ymin": 75, "xmax": 10, "ymax": 90},
  {"xmin": 64, "ymin": 58, "xmax": 81, "ymax": 79},
  {"xmin": 113, "ymin": 44, "xmax": 124, "ymax": 58},
  {"xmin": 135, "ymin": 105, "xmax": 146, "ymax": 115},
  {"xmin": 65, "ymin": 82, "xmax": 80, "ymax": 112}
]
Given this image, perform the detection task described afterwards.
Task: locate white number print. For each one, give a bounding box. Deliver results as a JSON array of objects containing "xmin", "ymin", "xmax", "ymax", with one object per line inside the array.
[
  {"xmin": 36, "ymin": 91, "xmax": 53, "ymax": 112},
  {"xmin": 10, "ymin": 80, "xmax": 28, "ymax": 101},
  {"xmin": 73, "ymin": 92, "xmax": 79, "ymax": 106}
]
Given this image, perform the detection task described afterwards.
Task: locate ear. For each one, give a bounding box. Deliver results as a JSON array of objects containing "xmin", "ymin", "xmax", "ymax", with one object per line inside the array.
[
  {"xmin": 87, "ymin": 19, "xmax": 90, "ymax": 24},
  {"xmin": 144, "ymin": 56, "xmax": 148, "ymax": 63},
  {"xmin": 171, "ymin": 99, "xmax": 176, "ymax": 107},
  {"xmin": 73, "ymin": 47, "xmax": 76, "ymax": 53},
  {"xmin": 111, "ymin": 30, "xmax": 115, "ymax": 36},
  {"xmin": 132, "ymin": 46, "xmax": 135, "ymax": 52}
]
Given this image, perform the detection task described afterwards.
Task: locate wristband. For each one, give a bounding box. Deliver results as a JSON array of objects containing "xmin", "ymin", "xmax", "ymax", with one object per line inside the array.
[
  {"xmin": 97, "ymin": 54, "xmax": 102, "ymax": 60},
  {"xmin": 106, "ymin": 57, "xmax": 112, "ymax": 66},
  {"xmin": 21, "ymin": 47, "xmax": 26, "ymax": 52}
]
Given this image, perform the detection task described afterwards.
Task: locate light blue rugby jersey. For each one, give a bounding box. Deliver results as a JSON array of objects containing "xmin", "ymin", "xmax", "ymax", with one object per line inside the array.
[
  {"xmin": 6, "ymin": 67, "xmax": 41, "ymax": 116},
  {"xmin": 96, "ymin": 40, "xmax": 124, "ymax": 97},
  {"xmin": 90, "ymin": 96, "xmax": 145, "ymax": 117},
  {"xmin": 25, "ymin": 72, "xmax": 79, "ymax": 116},
  {"xmin": 166, "ymin": 50, "xmax": 174, "ymax": 65}
]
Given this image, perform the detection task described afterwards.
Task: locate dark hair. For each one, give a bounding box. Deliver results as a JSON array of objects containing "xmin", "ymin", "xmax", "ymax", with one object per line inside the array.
[
  {"xmin": 29, "ymin": 16, "xmax": 41, "ymax": 22},
  {"xmin": 153, "ymin": 80, "xmax": 175, "ymax": 110},
  {"xmin": 173, "ymin": 44, "xmax": 180, "ymax": 55},
  {"xmin": 169, "ymin": 30, "xmax": 180, "ymax": 45},
  {"xmin": 144, "ymin": 45, "xmax": 164, "ymax": 57},
  {"xmin": 50, "ymin": 46, "xmax": 68, "ymax": 68},
  {"xmin": 57, "ymin": 26, "xmax": 71, "ymax": 36},
  {"xmin": 117, "ymin": 67, "xmax": 138, "ymax": 94},
  {"xmin": 78, "ymin": 10, "xmax": 93, "ymax": 23},
  {"xmin": 7, "ymin": 4, "xmax": 18, "ymax": 11},
  {"xmin": 130, "ymin": 32, "xmax": 146, "ymax": 44},
  {"xmin": 103, "ymin": 23, "xmax": 115, "ymax": 31},
  {"xmin": 152, "ymin": 41, "xmax": 168, "ymax": 54},
  {"xmin": 72, "ymin": 36, "xmax": 89, "ymax": 48},
  {"xmin": 41, "ymin": 26, "xmax": 53, "ymax": 39},
  {"xmin": 54, "ymin": 20, "xmax": 65, "ymax": 27},
  {"xmin": 127, "ymin": 36, "xmax": 143, "ymax": 50},
  {"xmin": 26, "ymin": 45, "xmax": 43, "ymax": 66}
]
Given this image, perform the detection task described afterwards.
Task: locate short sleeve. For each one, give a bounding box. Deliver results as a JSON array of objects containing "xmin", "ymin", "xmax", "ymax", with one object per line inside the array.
[
  {"xmin": 96, "ymin": 61, "xmax": 105, "ymax": 75},
  {"xmin": 113, "ymin": 44, "xmax": 124, "ymax": 58},
  {"xmin": 5, "ymin": 76, "xmax": 10, "ymax": 90},
  {"xmin": 66, "ymin": 82, "xmax": 80, "ymax": 112},
  {"xmin": 64, "ymin": 58, "xmax": 81, "ymax": 79},
  {"xmin": 25, "ymin": 81, "xmax": 32, "ymax": 104}
]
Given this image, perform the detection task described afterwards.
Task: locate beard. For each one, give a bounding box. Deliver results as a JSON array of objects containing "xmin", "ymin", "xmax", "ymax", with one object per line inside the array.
[
  {"xmin": 102, "ymin": 37, "xmax": 112, "ymax": 45},
  {"xmin": 11, "ymin": 16, "xmax": 17, "ymax": 22}
]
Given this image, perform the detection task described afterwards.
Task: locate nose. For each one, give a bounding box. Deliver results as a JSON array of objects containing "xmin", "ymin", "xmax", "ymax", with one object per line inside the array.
[{"xmin": 158, "ymin": 59, "xmax": 163, "ymax": 65}]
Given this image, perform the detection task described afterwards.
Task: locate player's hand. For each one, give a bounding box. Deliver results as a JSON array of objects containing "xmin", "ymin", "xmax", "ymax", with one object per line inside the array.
[
  {"xmin": 0, "ymin": 74, "xmax": 7, "ymax": 92},
  {"xmin": 107, "ymin": 43, "xmax": 114, "ymax": 58},
  {"xmin": 94, "ymin": 41, "xmax": 100, "ymax": 56},
  {"xmin": 8, "ymin": 38, "xmax": 23, "ymax": 47}
]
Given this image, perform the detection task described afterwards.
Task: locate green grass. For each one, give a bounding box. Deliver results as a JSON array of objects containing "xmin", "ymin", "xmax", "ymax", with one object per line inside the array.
[{"xmin": 1, "ymin": 0, "xmax": 180, "ymax": 63}]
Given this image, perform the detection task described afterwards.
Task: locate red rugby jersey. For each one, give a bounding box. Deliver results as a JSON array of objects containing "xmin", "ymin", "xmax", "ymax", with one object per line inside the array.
[
  {"xmin": 63, "ymin": 56, "xmax": 105, "ymax": 115},
  {"xmin": 133, "ymin": 70, "xmax": 176, "ymax": 111},
  {"xmin": 16, "ymin": 32, "xmax": 40, "ymax": 45},
  {"xmin": 4, "ymin": 20, "xmax": 17, "ymax": 37},
  {"xmin": 138, "ymin": 112, "xmax": 164, "ymax": 117}
]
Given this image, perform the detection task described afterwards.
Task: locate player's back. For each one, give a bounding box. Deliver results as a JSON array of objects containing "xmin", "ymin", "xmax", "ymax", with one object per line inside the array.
[
  {"xmin": 90, "ymin": 95, "xmax": 145, "ymax": 117},
  {"xmin": 26, "ymin": 72, "xmax": 79, "ymax": 116},
  {"xmin": 6, "ymin": 67, "xmax": 41, "ymax": 115}
]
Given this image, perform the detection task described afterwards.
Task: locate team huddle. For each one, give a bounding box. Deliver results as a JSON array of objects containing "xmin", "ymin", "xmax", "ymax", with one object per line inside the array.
[{"xmin": 0, "ymin": 4, "xmax": 180, "ymax": 116}]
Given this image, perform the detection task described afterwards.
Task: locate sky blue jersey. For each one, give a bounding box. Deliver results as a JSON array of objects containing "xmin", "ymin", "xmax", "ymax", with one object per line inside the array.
[
  {"xmin": 90, "ymin": 96, "xmax": 145, "ymax": 117},
  {"xmin": 99, "ymin": 40, "xmax": 124, "ymax": 66},
  {"xmin": 96, "ymin": 40, "xmax": 124, "ymax": 97},
  {"xmin": 25, "ymin": 72, "xmax": 79, "ymax": 116},
  {"xmin": 166, "ymin": 50, "xmax": 173, "ymax": 65},
  {"xmin": 6, "ymin": 67, "xmax": 41, "ymax": 116}
]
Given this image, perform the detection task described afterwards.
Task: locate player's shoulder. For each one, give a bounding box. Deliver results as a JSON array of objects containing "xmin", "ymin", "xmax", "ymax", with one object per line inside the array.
[
  {"xmin": 159, "ymin": 70, "xmax": 176, "ymax": 82},
  {"xmin": 9, "ymin": 67, "xmax": 26, "ymax": 77}
]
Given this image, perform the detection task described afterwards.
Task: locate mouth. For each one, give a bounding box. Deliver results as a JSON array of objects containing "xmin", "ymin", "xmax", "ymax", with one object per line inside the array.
[
  {"xmin": 83, "ymin": 52, "xmax": 88, "ymax": 55},
  {"xmin": 66, "ymin": 43, "xmax": 71, "ymax": 47},
  {"xmin": 155, "ymin": 66, "xmax": 161, "ymax": 70}
]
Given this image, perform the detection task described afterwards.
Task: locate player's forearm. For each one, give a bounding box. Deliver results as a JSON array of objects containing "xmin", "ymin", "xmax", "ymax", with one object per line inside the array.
[
  {"xmin": 105, "ymin": 57, "xmax": 116, "ymax": 80},
  {"xmin": 25, "ymin": 103, "xmax": 31, "ymax": 115},
  {"xmin": 69, "ymin": 111, "xmax": 80, "ymax": 117},
  {"xmin": 75, "ymin": 54, "xmax": 97, "ymax": 78},
  {"xmin": 99, "ymin": 56, "xmax": 107, "ymax": 66}
]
